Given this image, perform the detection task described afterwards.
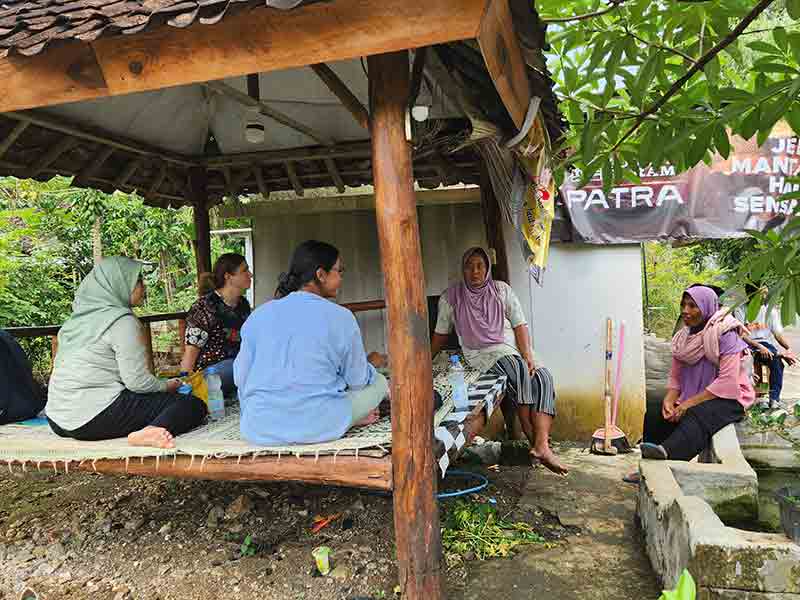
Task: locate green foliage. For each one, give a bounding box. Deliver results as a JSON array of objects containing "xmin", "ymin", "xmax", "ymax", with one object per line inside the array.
[
  {"xmin": 240, "ymin": 534, "xmax": 257, "ymax": 557},
  {"xmin": 658, "ymin": 569, "xmax": 696, "ymax": 600},
  {"xmin": 0, "ymin": 175, "xmax": 248, "ymax": 369},
  {"xmin": 441, "ymin": 500, "xmax": 546, "ymax": 564},
  {"xmin": 539, "ymin": 0, "xmax": 794, "ymax": 187},
  {"xmin": 747, "ymin": 403, "xmax": 800, "ymax": 458},
  {"xmin": 643, "ymin": 242, "xmax": 724, "ymax": 338}
]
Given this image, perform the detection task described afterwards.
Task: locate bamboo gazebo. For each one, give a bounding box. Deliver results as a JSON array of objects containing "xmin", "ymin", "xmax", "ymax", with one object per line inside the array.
[{"xmin": 0, "ymin": 1, "xmax": 561, "ymax": 596}]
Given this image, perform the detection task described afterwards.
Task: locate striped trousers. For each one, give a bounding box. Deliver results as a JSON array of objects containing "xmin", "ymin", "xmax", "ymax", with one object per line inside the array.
[{"xmin": 488, "ymin": 354, "xmax": 556, "ymax": 417}]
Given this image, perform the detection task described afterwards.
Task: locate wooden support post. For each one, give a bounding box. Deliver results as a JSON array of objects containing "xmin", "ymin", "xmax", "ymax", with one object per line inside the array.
[
  {"xmin": 188, "ymin": 167, "xmax": 212, "ymax": 279},
  {"xmin": 479, "ymin": 162, "xmax": 510, "ymax": 282},
  {"xmin": 368, "ymin": 50, "xmax": 442, "ymax": 600}
]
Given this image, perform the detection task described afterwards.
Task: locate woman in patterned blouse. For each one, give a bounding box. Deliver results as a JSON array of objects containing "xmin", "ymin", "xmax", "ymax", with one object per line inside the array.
[{"xmin": 180, "ymin": 253, "xmax": 252, "ymax": 393}]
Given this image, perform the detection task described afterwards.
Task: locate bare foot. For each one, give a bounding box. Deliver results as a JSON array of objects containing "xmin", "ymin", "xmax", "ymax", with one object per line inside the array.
[
  {"xmin": 127, "ymin": 426, "xmax": 175, "ymax": 449},
  {"xmin": 530, "ymin": 447, "xmax": 569, "ymax": 476},
  {"xmin": 353, "ymin": 408, "xmax": 380, "ymax": 427}
]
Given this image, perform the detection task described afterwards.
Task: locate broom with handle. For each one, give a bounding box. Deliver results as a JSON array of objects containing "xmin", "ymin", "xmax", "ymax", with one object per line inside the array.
[{"xmin": 603, "ymin": 318, "xmax": 616, "ymax": 454}]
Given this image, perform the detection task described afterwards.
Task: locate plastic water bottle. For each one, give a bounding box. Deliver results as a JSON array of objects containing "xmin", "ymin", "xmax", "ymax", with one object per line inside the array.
[
  {"xmin": 205, "ymin": 365, "xmax": 225, "ymax": 421},
  {"xmin": 449, "ymin": 355, "xmax": 469, "ymax": 410}
]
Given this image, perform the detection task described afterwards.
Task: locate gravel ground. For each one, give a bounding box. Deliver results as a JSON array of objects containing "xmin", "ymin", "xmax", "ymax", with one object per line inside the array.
[{"xmin": 0, "ymin": 449, "xmax": 570, "ymax": 600}]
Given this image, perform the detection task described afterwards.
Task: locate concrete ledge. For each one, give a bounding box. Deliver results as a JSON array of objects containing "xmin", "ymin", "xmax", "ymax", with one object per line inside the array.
[{"xmin": 637, "ymin": 424, "xmax": 799, "ymax": 594}]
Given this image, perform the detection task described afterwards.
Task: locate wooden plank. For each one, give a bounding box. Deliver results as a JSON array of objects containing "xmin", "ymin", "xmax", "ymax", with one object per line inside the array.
[
  {"xmin": 77, "ymin": 454, "xmax": 393, "ymax": 490},
  {"xmin": 0, "ymin": 0, "xmax": 488, "ymax": 113},
  {"xmin": 206, "ymin": 81, "xmax": 333, "ymax": 146},
  {"xmin": 284, "ymin": 161, "xmax": 304, "ymax": 196},
  {"xmin": 324, "ymin": 157, "xmax": 346, "ymax": 193},
  {"xmin": 369, "ymin": 50, "xmax": 443, "ymax": 600},
  {"xmin": 0, "ymin": 121, "xmax": 30, "ymax": 159},
  {"xmin": 310, "ymin": 63, "xmax": 370, "ymax": 130},
  {"xmin": 477, "ymin": 0, "xmax": 531, "ymax": 130}
]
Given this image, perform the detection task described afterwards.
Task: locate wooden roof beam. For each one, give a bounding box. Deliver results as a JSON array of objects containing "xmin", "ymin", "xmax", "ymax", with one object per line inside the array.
[
  {"xmin": 114, "ymin": 158, "xmax": 142, "ymax": 188},
  {"xmin": 323, "ymin": 158, "xmax": 346, "ymax": 193},
  {"xmin": 28, "ymin": 136, "xmax": 78, "ymax": 177},
  {"xmin": 147, "ymin": 163, "xmax": 168, "ymax": 202},
  {"xmin": 477, "ymin": 0, "xmax": 532, "ymax": 130},
  {"xmin": 3, "ymin": 111, "xmax": 196, "ymax": 167},
  {"xmin": 73, "ymin": 145, "xmax": 114, "ymax": 187},
  {"xmin": 206, "ymin": 81, "xmax": 333, "ymax": 146},
  {"xmin": 284, "ymin": 161, "xmax": 304, "ymax": 197},
  {"xmin": 309, "ymin": 63, "xmax": 369, "ymax": 130},
  {"xmin": 0, "ymin": 0, "xmax": 489, "ymax": 113},
  {"xmin": 252, "ymin": 165, "xmax": 268, "ymax": 198},
  {"xmin": 203, "ymin": 142, "xmax": 372, "ymax": 169},
  {"xmin": 0, "ymin": 121, "xmax": 30, "ymax": 159}
]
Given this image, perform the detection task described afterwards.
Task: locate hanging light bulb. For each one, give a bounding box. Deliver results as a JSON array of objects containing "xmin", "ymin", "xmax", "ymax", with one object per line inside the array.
[{"xmin": 243, "ymin": 106, "xmax": 265, "ymax": 144}]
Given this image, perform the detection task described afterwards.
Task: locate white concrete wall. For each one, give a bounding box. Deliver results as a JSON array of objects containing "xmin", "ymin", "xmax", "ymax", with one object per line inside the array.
[
  {"xmin": 503, "ymin": 221, "xmax": 646, "ymax": 440},
  {"xmin": 250, "ymin": 202, "xmax": 487, "ymax": 353}
]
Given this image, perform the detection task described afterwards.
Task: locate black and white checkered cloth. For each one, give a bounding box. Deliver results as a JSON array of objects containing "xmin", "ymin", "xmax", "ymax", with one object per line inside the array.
[{"xmin": 434, "ymin": 372, "xmax": 507, "ymax": 476}]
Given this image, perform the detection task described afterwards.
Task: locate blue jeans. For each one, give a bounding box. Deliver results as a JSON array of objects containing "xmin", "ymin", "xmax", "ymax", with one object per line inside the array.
[{"xmin": 755, "ymin": 342, "xmax": 784, "ymax": 402}]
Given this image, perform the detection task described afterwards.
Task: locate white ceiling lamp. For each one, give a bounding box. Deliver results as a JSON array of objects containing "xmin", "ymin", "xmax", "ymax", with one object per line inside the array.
[
  {"xmin": 411, "ymin": 105, "xmax": 430, "ymax": 122},
  {"xmin": 244, "ymin": 106, "xmax": 266, "ymax": 144}
]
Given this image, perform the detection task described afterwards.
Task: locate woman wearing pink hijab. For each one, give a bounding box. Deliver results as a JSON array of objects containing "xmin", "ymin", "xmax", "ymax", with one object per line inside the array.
[
  {"xmin": 640, "ymin": 285, "xmax": 754, "ymax": 461},
  {"xmin": 430, "ymin": 247, "xmax": 567, "ymax": 475}
]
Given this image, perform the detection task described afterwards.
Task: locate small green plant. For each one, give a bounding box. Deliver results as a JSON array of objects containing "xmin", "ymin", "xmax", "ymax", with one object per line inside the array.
[
  {"xmin": 747, "ymin": 404, "xmax": 800, "ymax": 459},
  {"xmin": 240, "ymin": 534, "xmax": 257, "ymax": 557},
  {"xmin": 658, "ymin": 569, "xmax": 695, "ymax": 600},
  {"xmin": 441, "ymin": 500, "xmax": 546, "ymax": 562}
]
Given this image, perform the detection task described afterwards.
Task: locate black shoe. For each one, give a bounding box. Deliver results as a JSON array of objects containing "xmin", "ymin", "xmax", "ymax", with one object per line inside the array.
[{"xmin": 640, "ymin": 443, "xmax": 668, "ymax": 460}]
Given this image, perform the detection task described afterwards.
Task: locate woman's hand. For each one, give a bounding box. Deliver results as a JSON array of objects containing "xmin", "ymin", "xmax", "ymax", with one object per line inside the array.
[
  {"xmin": 522, "ymin": 353, "xmax": 536, "ymax": 375},
  {"xmin": 757, "ymin": 346, "xmax": 774, "ymax": 360},
  {"xmin": 367, "ymin": 352, "xmax": 388, "ymax": 369},
  {"xmin": 661, "ymin": 395, "xmax": 677, "ymax": 420},
  {"xmin": 669, "ymin": 401, "xmax": 690, "ymax": 423},
  {"xmin": 166, "ymin": 378, "xmax": 182, "ymax": 393}
]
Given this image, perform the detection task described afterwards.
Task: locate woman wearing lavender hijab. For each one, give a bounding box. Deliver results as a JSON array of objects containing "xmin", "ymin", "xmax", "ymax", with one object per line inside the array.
[
  {"xmin": 640, "ymin": 285, "xmax": 755, "ymax": 461},
  {"xmin": 430, "ymin": 246, "xmax": 567, "ymax": 475}
]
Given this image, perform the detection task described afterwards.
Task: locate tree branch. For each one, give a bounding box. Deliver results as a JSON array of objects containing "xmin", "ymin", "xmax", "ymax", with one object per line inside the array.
[
  {"xmin": 621, "ymin": 29, "xmax": 699, "ymax": 67},
  {"xmin": 609, "ymin": 0, "xmax": 777, "ymax": 154},
  {"xmin": 541, "ymin": 0, "xmax": 627, "ymax": 24}
]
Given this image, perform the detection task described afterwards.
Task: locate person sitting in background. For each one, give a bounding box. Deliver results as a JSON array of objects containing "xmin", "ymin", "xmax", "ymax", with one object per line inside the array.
[
  {"xmin": 640, "ymin": 285, "xmax": 754, "ymax": 462},
  {"xmin": 47, "ymin": 257, "xmax": 206, "ymax": 448},
  {"xmin": 744, "ymin": 284, "xmax": 797, "ymax": 408},
  {"xmin": 235, "ymin": 240, "xmax": 388, "ymax": 446},
  {"xmin": 430, "ymin": 246, "xmax": 567, "ymax": 475},
  {"xmin": 180, "ymin": 253, "xmax": 252, "ymax": 394}
]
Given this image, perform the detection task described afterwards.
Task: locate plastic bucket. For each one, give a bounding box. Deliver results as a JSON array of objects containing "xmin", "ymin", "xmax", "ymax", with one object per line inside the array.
[{"xmin": 775, "ymin": 486, "xmax": 800, "ymax": 544}]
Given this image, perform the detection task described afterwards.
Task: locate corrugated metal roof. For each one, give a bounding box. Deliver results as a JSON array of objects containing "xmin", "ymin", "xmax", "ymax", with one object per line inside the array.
[{"xmin": 0, "ymin": 0, "xmax": 309, "ymax": 57}]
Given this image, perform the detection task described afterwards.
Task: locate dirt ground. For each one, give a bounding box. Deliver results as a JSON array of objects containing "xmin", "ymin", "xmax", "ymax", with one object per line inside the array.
[{"xmin": 0, "ymin": 444, "xmax": 659, "ymax": 600}]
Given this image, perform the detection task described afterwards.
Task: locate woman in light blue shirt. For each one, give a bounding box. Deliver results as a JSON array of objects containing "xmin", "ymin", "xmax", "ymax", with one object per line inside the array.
[{"xmin": 235, "ymin": 240, "xmax": 389, "ymax": 445}]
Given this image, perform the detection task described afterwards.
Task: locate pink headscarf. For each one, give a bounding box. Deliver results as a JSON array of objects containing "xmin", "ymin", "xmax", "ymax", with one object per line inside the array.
[
  {"xmin": 671, "ymin": 286, "xmax": 747, "ymax": 366},
  {"xmin": 445, "ymin": 247, "xmax": 505, "ymax": 350}
]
